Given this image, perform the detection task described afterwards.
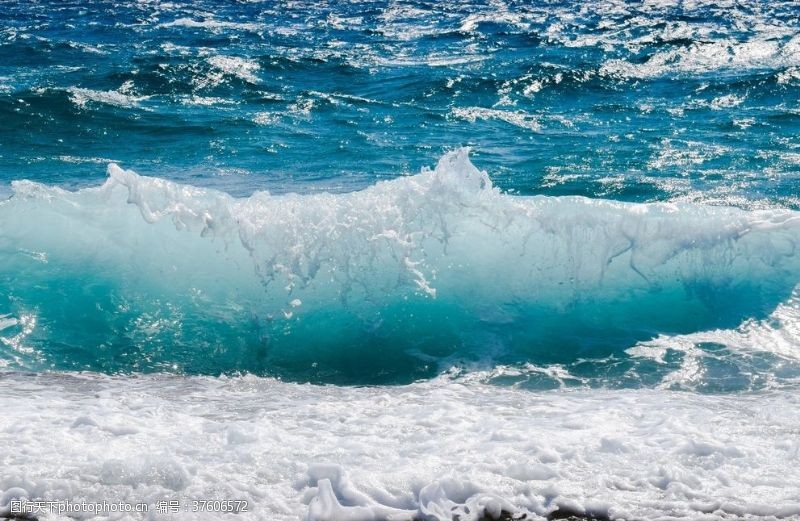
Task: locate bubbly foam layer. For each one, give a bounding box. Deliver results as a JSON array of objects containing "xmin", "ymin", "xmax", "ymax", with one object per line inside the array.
[{"xmin": 1, "ymin": 372, "xmax": 798, "ymax": 521}]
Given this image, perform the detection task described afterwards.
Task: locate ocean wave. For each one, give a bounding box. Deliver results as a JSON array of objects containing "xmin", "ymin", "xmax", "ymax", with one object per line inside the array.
[
  {"xmin": 377, "ymin": 53, "xmax": 489, "ymax": 67},
  {"xmin": 206, "ymin": 55, "xmax": 261, "ymax": 85},
  {"xmin": 178, "ymin": 94, "xmax": 236, "ymax": 107},
  {"xmin": 646, "ymin": 138, "xmax": 730, "ymax": 170},
  {"xmin": 159, "ymin": 17, "xmax": 264, "ymax": 33},
  {"xmin": 67, "ymin": 85, "xmax": 149, "ymax": 109},
  {"xmin": 600, "ymin": 36, "xmax": 800, "ymax": 79},
  {"xmin": 1, "ymin": 150, "xmax": 800, "ymax": 382},
  {"xmin": 628, "ymin": 289, "xmax": 800, "ymax": 389},
  {"xmin": 451, "ymin": 107, "xmax": 542, "ymax": 131}
]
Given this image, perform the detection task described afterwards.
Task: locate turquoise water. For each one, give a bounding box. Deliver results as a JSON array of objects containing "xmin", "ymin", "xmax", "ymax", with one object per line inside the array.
[{"xmin": 2, "ymin": 0, "xmax": 800, "ymax": 389}]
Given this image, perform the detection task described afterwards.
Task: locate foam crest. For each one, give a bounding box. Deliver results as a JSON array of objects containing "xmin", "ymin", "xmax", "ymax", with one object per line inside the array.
[
  {"xmin": 67, "ymin": 86, "xmax": 149, "ymax": 109},
  {"xmin": 601, "ymin": 36, "xmax": 800, "ymax": 78}
]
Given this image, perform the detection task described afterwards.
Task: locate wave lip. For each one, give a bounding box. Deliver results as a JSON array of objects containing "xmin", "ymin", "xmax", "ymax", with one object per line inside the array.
[{"xmin": 2, "ymin": 150, "xmax": 800, "ymax": 383}]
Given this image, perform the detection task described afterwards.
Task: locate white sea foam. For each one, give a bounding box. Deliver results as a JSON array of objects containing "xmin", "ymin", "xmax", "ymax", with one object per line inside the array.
[
  {"xmin": 67, "ymin": 87, "xmax": 149, "ymax": 109},
  {"xmin": 206, "ymin": 55, "xmax": 261, "ymax": 84},
  {"xmin": 56, "ymin": 155, "xmax": 117, "ymax": 165},
  {"xmin": 629, "ymin": 289, "xmax": 800, "ymax": 386},
  {"xmin": 647, "ymin": 138, "xmax": 730, "ymax": 169},
  {"xmin": 459, "ymin": 11, "xmax": 530, "ymax": 34},
  {"xmin": 0, "ymin": 372, "xmax": 798, "ymax": 520},
  {"xmin": 777, "ymin": 66, "xmax": 800, "ymax": 85},
  {"xmin": 160, "ymin": 17, "xmax": 263, "ymax": 33},
  {"xmin": 452, "ymin": 107, "xmax": 542, "ymax": 131},
  {"xmin": 179, "ymin": 95, "xmax": 235, "ymax": 107},
  {"xmin": 709, "ymin": 93, "xmax": 746, "ymax": 109},
  {"xmin": 379, "ymin": 54, "xmax": 489, "ymax": 67},
  {"xmin": 600, "ymin": 36, "xmax": 800, "ymax": 79},
  {"xmin": 252, "ymin": 111, "xmax": 281, "ymax": 125}
]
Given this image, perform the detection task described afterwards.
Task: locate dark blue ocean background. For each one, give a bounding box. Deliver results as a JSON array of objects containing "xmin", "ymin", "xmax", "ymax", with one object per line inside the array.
[{"xmin": 2, "ymin": 0, "xmax": 799, "ymax": 202}]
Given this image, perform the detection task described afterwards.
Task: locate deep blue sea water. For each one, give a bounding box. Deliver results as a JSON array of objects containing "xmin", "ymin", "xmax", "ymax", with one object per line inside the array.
[{"xmin": 2, "ymin": 0, "xmax": 800, "ymax": 390}]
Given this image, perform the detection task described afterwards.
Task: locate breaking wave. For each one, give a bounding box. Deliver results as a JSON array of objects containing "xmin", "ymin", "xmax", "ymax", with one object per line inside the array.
[{"xmin": 1, "ymin": 150, "xmax": 799, "ymax": 384}]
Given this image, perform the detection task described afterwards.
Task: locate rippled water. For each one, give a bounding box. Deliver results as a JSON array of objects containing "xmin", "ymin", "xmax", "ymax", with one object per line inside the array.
[{"xmin": 2, "ymin": 0, "xmax": 799, "ymax": 204}]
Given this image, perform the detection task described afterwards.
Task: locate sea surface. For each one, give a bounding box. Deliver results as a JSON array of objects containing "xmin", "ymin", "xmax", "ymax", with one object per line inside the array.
[{"xmin": 1, "ymin": 1, "xmax": 800, "ymax": 520}]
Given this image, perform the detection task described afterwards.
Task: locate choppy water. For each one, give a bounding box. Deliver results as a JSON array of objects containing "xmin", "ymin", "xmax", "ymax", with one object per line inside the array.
[
  {"xmin": 2, "ymin": 0, "xmax": 800, "ymax": 204},
  {"xmin": 2, "ymin": 1, "xmax": 800, "ymax": 520}
]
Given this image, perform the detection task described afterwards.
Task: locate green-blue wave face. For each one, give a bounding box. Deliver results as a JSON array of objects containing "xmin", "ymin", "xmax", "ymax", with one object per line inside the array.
[{"xmin": 2, "ymin": 152, "xmax": 800, "ymax": 389}]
